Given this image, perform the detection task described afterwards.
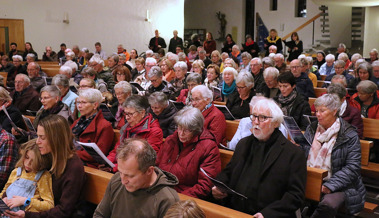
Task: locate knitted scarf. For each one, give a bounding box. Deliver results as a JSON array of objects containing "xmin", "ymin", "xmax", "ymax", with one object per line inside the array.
[
  {"xmin": 277, "ymin": 90, "xmax": 297, "ymax": 116},
  {"xmin": 222, "ymin": 80, "xmax": 236, "ymax": 97},
  {"xmin": 307, "ymin": 118, "xmax": 340, "ymax": 180},
  {"xmin": 266, "ymin": 36, "xmax": 280, "ymax": 43},
  {"xmin": 72, "ymin": 112, "xmax": 97, "ymax": 138}
]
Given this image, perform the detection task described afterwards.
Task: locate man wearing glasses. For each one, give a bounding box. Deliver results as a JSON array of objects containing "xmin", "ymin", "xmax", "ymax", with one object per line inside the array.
[
  {"xmin": 290, "ymin": 59, "xmax": 315, "ymax": 99},
  {"xmin": 212, "ymin": 97, "xmax": 306, "ymax": 218}
]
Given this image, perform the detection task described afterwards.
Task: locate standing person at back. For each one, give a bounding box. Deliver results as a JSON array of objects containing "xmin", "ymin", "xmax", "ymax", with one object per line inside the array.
[{"xmin": 94, "ymin": 138, "xmax": 179, "ymax": 218}]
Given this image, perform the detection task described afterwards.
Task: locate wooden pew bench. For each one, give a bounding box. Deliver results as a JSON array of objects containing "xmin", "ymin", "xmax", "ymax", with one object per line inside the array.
[
  {"xmin": 314, "ymin": 87, "xmax": 326, "ymax": 98},
  {"xmin": 42, "ymin": 68, "xmax": 60, "ymax": 77},
  {"xmin": 84, "ymin": 166, "xmax": 253, "ymax": 218}
]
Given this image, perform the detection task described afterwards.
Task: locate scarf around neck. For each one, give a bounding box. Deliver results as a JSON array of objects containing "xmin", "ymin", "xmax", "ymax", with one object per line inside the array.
[
  {"xmin": 266, "ymin": 36, "xmax": 280, "ymax": 44},
  {"xmin": 277, "ymin": 90, "xmax": 297, "ymax": 116},
  {"xmin": 222, "ymin": 80, "xmax": 236, "ymax": 97}
]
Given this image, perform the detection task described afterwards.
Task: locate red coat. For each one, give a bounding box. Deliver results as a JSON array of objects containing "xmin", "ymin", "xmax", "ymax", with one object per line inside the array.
[
  {"xmin": 203, "ymin": 104, "xmax": 226, "ymax": 145},
  {"xmin": 350, "ymin": 92, "xmax": 379, "ymax": 119},
  {"xmin": 156, "ymin": 129, "xmax": 221, "ymax": 199},
  {"xmin": 176, "ymin": 89, "xmax": 189, "ymax": 104},
  {"xmin": 72, "ymin": 111, "xmax": 114, "ymax": 168},
  {"xmin": 107, "ymin": 113, "xmax": 163, "ymax": 172}
]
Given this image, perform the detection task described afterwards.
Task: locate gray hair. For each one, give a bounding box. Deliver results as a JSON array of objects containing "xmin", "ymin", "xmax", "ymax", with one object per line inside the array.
[
  {"xmin": 116, "ymin": 138, "xmax": 156, "ymax": 173},
  {"xmin": 338, "ymin": 43, "xmax": 346, "ymax": 49},
  {"xmin": 357, "ymin": 62, "xmax": 372, "ymax": 73},
  {"xmin": 241, "ymin": 52, "xmax": 252, "ymax": 60},
  {"xmin": 186, "ymin": 73, "xmax": 202, "ymax": 84},
  {"xmin": 262, "ymin": 57, "xmax": 274, "ymax": 67},
  {"xmin": 372, "ymin": 60, "xmax": 379, "ymax": 68},
  {"xmin": 146, "ymin": 50, "xmax": 154, "ymax": 56},
  {"xmin": 232, "ymin": 45, "xmax": 240, "ymax": 51},
  {"xmin": 145, "ymin": 57, "xmax": 157, "ymax": 66},
  {"xmin": 326, "ymin": 83, "xmax": 346, "ymax": 100},
  {"xmin": 199, "ymin": 50, "xmax": 206, "ymax": 55},
  {"xmin": 0, "ymin": 87, "xmax": 11, "ymax": 102},
  {"xmin": 331, "ymin": 75, "xmax": 347, "ymax": 87},
  {"xmin": 59, "ymin": 66, "xmax": 72, "ymax": 76},
  {"xmin": 89, "ymin": 54, "xmax": 104, "ymax": 67},
  {"xmin": 263, "ymin": 67, "xmax": 279, "ymax": 79},
  {"xmin": 269, "ymin": 45, "xmax": 277, "ymax": 51},
  {"xmin": 351, "ymin": 53, "xmax": 362, "ymax": 62},
  {"xmin": 167, "ymin": 53, "xmax": 179, "ymax": 63},
  {"xmin": 109, "ymin": 54, "xmax": 119, "ymax": 63},
  {"xmin": 191, "ymin": 85, "xmax": 213, "ymax": 103},
  {"xmin": 236, "ymin": 70, "xmax": 254, "ymax": 88},
  {"xmin": 334, "ymin": 60, "xmax": 345, "ymax": 68},
  {"xmin": 66, "ymin": 51, "xmax": 75, "ymax": 59},
  {"xmin": 78, "ymin": 88, "xmax": 102, "ymax": 104},
  {"xmin": 41, "ymin": 85, "xmax": 61, "ymax": 98},
  {"xmin": 122, "ymin": 95, "xmax": 150, "ymax": 112},
  {"xmin": 148, "ymin": 66, "xmax": 163, "ymax": 78},
  {"xmin": 148, "ymin": 92, "xmax": 169, "ymax": 107},
  {"xmin": 249, "ymin": 95, "xmax": 266, "ymax": 108},
  {"xmin": 52, "ymin": 74, "xmax": 69, "ymax": 88},
  {"xmin": 12, "ymin": 55, "xmax": 23, "ymax": 62},
  {"xmin": 325, "ymin": 54, "xmax": 335, "ymax": 62},
  {"xmin": 314, "ymin": 94, "xmax": 341, "ymax": 115},
  {"xmin": 114, "ymin": 81, "xmax": 132, "ymax": 94},
  {"xmin": 63, "ymin": 60, "xmax": 78, "ymax": 72},
  {"xmin": 174, "ymin": 106, "xmax": 204, "ymax": 136},
  {"xmin": 223, "ymin": 67, "xmax": 238, "ymax": 79},
  {"xmin": 274, "ymin": 53, "xmax": 284, "ymax": 60},
  {"xmin": 16, "ymin": 74, "xmax": 30, "ymax": 84},
  {"xmin": 306, "ymin": 56, "xmax": 313, "ymax": 65},
  {"xmin": 192, "ymin": 60, "xmax": 204, "ymax": 69},
  {"xmin": 251, "ymin": 97, "xmax": 284, "ymax": 126},
  {"xmin": 251, "ymin": 57, "xmax": 262, "ymax": 65},
  {"xmin": 338, "ymin": 52, "xmax": 349, "ymax": 61},
  {"xmin": 371, "ymin": 48, "xmax": 378, "ymax": 55},
  {"xmin": 26, "ymin": 53, "xmax": 36, "ymax": 60},
  {"xmin": 357, "ymin": 80, "xmax": 378, "ymax": 94},
  {"xmin": 178, "ymin": 52, "xmax": 186, "ymax": 60},
  {"xmin": 174, "ymin": 61, "xmax": 188, "ymax": 71}
]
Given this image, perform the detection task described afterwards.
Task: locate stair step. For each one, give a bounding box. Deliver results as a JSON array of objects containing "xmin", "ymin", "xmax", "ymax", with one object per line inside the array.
[
  {"xmin": 320, "ymin": 24, "xmax": 330, "ymax": 28},
  {"xmin": 319, "ymin": 6, "xmax": 328, "ymax": 11},
  {"xmin": 320, "ymin": 19, "xmax": 329, "ymax": 22},
  {"xmin": 352, "ymin": 24, "xmax": 361, "ymax": 27},
  {"xmin": 322, "ymin": 35, "xmax": 330, "ymax": 38},
  {"xmin": 321, "ymin": 30, "xmax": 330, "ymax": 33},
  {"xmin": 352, "ymin": 29, "xmax": 361, "ymax": 33}
]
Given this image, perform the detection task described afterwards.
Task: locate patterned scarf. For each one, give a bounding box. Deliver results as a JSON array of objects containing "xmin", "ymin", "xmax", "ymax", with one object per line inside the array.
[
  {"xmin": 277, "ymin": 90, "xmax": 297, "ymax": 116},
  {"xmin": 72, "ymin": 112, "xmax": 97, "ymax": 139},
  {"xmin": 307, "ymin": 119, "xmax": 340, "ymax": 180}
]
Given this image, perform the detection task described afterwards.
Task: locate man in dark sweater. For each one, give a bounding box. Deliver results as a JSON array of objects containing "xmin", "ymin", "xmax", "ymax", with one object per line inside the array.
[
  {"xmin": 290, "ymin": 59, "xmax": 315, "ymax": 99},
  {"xmin": 89, "ymin": 54, "xmax": 115, "ymax": 91},
  {"xmin": 94, "ymin": 138, "xmax": 179, "ymax": 218},
  {"xmin": 250, "ymin": 58, "xmax": 265, "ymax": 93},
  {"xmin": 149, "ymin": 30, "xmax": 167, "ymax": 52},
  {"xmin": 10, "ymin": 74, "xmax": 42, "ymax": 114},
  {"xmin": 168, "ymin": 30, "xmax": 183, "ymax": 53}
]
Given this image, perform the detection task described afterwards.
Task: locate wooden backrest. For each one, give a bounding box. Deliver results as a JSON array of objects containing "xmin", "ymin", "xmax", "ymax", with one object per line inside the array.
[
  {"xmin": 42, "ymin": 68, "xmax": 60, "ymax": 77},
  {"xmin": 308, "ymin": 97, "xmax": 316, "ymax": 109},
  {"xmin": 225, "ymin": 120, "xmax": 239, "ymax": 141},
  {"xmin": 363, "ymin": 118, "xmax": 379, "ymax": 140},
  {"xmin": 213, "ymin": 101, "xmax": 226, "ymax": 106},
  {"xmin": 314, "ymin": 87, "xmax": 326, "ymax": 97},
  {"xmin": 113, "ymin": 129, "xmax": 120, "ymax": 146},
  {"xmin": 320, "ymin": 75, "xmax": 327, "ymax": 81},
  {"xmin": 0, "ymin": 72, "xmax": 7, "ymax": 84},
  {"xmin": 219, "ymin": 149, "xmax": 233, "ymax": 170},
  {"xmin": 317, "ymin": 80, "xmax": 324, "ymax": 88},
  {"xmin": 83, "ymin": 166, "xmax": 253, "ymax": 218},
  {"xmin": 24, "ymin": 115, "xmax": 35, "ymax": 124},
  {"xmin": 361, "ymin": 139, "xmax": 373, "ymax": 166}
]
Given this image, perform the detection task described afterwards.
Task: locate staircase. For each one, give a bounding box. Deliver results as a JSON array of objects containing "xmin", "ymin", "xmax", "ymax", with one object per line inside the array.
[{"xmin": 315, "ymin": 5, "xmax": 331, "ymax": 49}]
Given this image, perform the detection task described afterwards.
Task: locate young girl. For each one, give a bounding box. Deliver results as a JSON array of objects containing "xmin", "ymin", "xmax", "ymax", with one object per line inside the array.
[{"xmin": 0, "ymin": 139, "xmax": 54, "ymax": 214}]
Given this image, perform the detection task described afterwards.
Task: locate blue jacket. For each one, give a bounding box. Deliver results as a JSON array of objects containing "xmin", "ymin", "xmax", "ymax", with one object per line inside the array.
[
  {"xmin": 303, "ymin": 118, "xmax": 366, "ymax": 214},
  {"xmin": 62, "ymin": 90, "xmax": 78, "ymax": 113}
]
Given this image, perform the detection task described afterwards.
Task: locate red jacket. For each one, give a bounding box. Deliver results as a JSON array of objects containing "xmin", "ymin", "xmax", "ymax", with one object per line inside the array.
[
  {"xmin": 176, "ymin": 89, "xmax": 189, "ymax": 104},
  {"xmin": 203, "ymin": 104, "xmax": 226, "ymax": 145},
  {"xmin": 72, "ymin": 111, "xmax": 114, "ymax": 168},
  {"xmin": 107, "ymin": 113, "xmax": 163, "ymax": 172},
  {"xmin": 350, "ymin": 92, "xmax": 379, "ymax": 119},
  {"xmin": 156, "ymin": 129, "xmax": 221, "ymax": 199}
]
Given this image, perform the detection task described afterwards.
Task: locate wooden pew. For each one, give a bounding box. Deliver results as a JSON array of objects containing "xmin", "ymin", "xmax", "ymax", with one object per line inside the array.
[
  {"xmin": 314, "ymin": 87, "xmax": 326, "ymax": 98},
  {"xmin": 308, "ymin": 97, "xmax": 316, "ymax": 109},
  {"xmin": 214, "ymin": 101, "xmax": 226, "ymax": 106},
  {"xmin": 0, "ymin": 72, "xmax": 7, "ymax": 84},
  {"xmin": 225, "ymin": 120, "xmax": 239, "ymax": 141},
  {"xmin": 83, "ymin": 166, "xmax": 253, "ymax": 218},
  {"xmin": 363, "ymin": 118, "xmax": 379, "ymax": 140},
  {"xmin": 317, "ymin": 80, "xmax": 324, "ymax": 88},
  {"xmin": 42, "ymin": 68, "xmax": 60, "ymax": 77},
  {"xmin": 320, "ymin": 75, "xmax": 327, "ymax": 81}
]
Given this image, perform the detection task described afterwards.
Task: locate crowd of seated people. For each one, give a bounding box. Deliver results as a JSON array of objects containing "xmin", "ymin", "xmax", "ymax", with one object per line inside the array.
[{"xmin": 2, "ymin": 30, "xmax": 379, "ymax": 217}]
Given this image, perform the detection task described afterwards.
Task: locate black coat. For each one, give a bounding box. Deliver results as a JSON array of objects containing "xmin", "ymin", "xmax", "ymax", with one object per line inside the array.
[
  {"xmin": 274, "ymin": 93, "xmax": 311, "ymax": 130},
  {"xmin": 217, "ymin": 129, "xmax": 306, "ymax": 217},
  {"xmin": 148, "ymin": 102, "xmax": 177, "ymax": 138},
  {"xmin": 222, "ymin": 41, "xmax": 236, "ymax": 54},
  {"xmin": 149, "ymin": 37, "xmax": 167, "ymax": 52},
  {"xmin": 168, "ymin": 37, "xmax": 183, "ymax": 53},
  {"xmin": 242, "ymin": 41, "xmax": 260, "ymax": 58},
  {"xmin": 284, "ymin": 40, "xmax": 303, "ymax": 62},
  {"xmin": 295, "ymin": 72, "xmax": 315, "ymax": 99},
  {"xmin": 0, "ymin": 104, "xmax": 27, "ymax": 133},
  {"xmin": 226, "ymin": 90, "xmax": 255, "ymax": 119}
]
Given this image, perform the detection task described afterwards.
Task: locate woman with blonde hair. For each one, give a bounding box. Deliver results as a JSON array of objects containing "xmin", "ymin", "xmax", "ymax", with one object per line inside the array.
[
  {"xmin": 5, "ymin": 115, "xmax": 86, "ymax": 217},
  {"xmin": 164, "ymin": 200, "xmax": 205, "ymax": 218}
]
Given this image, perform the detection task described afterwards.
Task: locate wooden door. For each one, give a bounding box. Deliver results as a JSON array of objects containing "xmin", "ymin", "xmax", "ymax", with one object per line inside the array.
[{"xmin": 0, "ymin": 19, "xmax": 24, "ymax": 55}]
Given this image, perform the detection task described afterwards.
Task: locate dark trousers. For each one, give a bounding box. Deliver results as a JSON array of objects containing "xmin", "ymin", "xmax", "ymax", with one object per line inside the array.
[{"xmin": 311, "ymin": 192, "xmax": 345, "ymax": 218}]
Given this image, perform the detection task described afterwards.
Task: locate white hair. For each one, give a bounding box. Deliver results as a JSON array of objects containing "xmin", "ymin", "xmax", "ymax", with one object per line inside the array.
[
  {"xmin": 168, "ymin": 53, "xmax": 179, "ymax": 63},
  {"xmin": 59, "ymin": 66, "xmax": 72, "ymax": 76},
  {"xmin": 263, "ymin": 67, "xmax": 279, "ymax": 79},
  {"xmin": 191, "ymin": 85, "xmax": 213, "ymax": 103},
  {"xmin": 274, "ymin": 53, "xmax": 284, "ymax": 60},
  {"xmin": 223, "ymin": 67, "xmax": 238, "ymax": 78},
  {"xmin": 16, "ymin": 73, "xmax": 30, "ymax": 84},
  {"xmin": 114, "ymin": 81, "xmax": 132, "ymax": 94},
  {"xmin": 325, "ymin": 54, "xmax": 335, "ymax": 62},
  {"xmin": 89, "ymin": 54, "xmax": 104, "ymax": 67},
  {"xmin": 178, "ymin": 52, "xmax": 186, "ymax": 59},
  {"xmin": 78, "ymin": 88, "xmax": 103, "ymax": 104},
  {"xmin": 146, "ymin": 50, "xmax": 154, "ymax": 56},
  {"xmin": 338, "ymin": 52, "xmax": 349, "ymax": 61},
  {"xmin": 232, "ymin": 45, "xmax": 240, "ymax": 51},
  {"xmin": 12, "ymin": 55, "xmax": 23, "ymax": 62},
  {"xmin": 252, "ymin": 97, "xmax": 284, "ymax": 126},
  {"xmin": 298, "ymin": 54, "xmax": 306, "ymax": 59},
  {"xmin": 66, "ymin": 51, "xmax": 75, "ymax": 58},
  {"xmin": 236, "ymin": 70, "xmax": 254, "ymax": 88},
  {"xmin": 145, "ymin": 57, "xmax": 157, "ymax": 65},
  {"xmin": 351, "ymin": 53, "xmax": 362, "ymax": 62},
  {"xmin": 63, "ymin": 60, "xmax": 78, "ymax": 72},
  {"xmin": 174, "ymin": 61, "xmax": 188, "ymax": 71},
  {"xmin": 269, "ymin": 45, "xmax": 277, "ymax": 51},
  {"xmin": 251, "ymin": 57, "xmax": 262, "ymax": 65}
]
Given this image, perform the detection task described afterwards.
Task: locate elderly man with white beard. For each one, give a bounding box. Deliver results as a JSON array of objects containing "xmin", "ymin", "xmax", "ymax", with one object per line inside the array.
[{"xmin": 212, "ymin": 97, "xmax": 306, "ymax": 218}]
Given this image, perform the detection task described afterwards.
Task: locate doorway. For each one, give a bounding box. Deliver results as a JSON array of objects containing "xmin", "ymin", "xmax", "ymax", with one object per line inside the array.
[{"xmin": 0, "ymin": 19, "xmax": 25, "ymax": 55}]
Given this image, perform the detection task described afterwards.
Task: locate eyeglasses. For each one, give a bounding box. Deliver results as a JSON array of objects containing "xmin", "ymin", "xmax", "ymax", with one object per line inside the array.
[
  {"xmin": 39, "ymin": 96, "xmax": 52, "ymax": 102},
  {"xmin": 191, "ymin": 98, "xmax": 204, "ymax": 103},
  {"xmin": 124, "ymin": 111, "xmax": 138, "ymax": 118},
  {"xmin": 250, "ymin": 114, "xmax": 273, "ymax": 122},
  {"xmin": 116, "ymin": 73, "xmax": 125, "ymax": 76},
  {"xmin": 178, "ymin": 126, "xmax": 192, "ymax": 134},
  {"xmin": 290, "ymin": 66, "xmax": 301, "ymax": 69},
  {"xmin": 77, "ymin": 101, "xmax": 92, "ymax": 105},
  {"xmin": 237, "ymin": 86, "xmax": 247, "ymax": 90}
]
